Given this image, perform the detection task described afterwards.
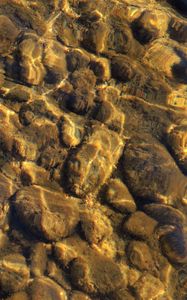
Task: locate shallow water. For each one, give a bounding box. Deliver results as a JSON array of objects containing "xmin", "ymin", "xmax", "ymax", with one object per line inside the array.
[{"xmin": 0, "ymin": 0, "xmax": 186, "ymax": 299}]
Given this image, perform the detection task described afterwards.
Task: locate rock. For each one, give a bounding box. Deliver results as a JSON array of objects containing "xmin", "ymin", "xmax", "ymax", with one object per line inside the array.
[
  {"xmin": 80, "ymin": 208, "xmax": 113, "ymax": 244},
  {"xmin": 0, "ymin": 172, "xmax": 18, "ymax": 203},
  {"xmin": 70, "ymin": 291, "xmax": 92, "ymax": 300},
  {"xmin": 143, "ymin": 204, "xmax": 185, "ymax": 227},
  {"xmin": 124, "ymin": 211, "xmax": 157, "ymax": 239},
  {"xmin": 0, "ymin": 83, "xmax": 32, "ymax": 102},
  {"xmin": 30, "ymin": 243, "xmax": 48, "ymax": 277},
  {"xmin": 95, "ymin": 101, "xmax": 125, "ymax": 133},
  {"xmin": 21, "ymin": 162, "xmax": 50, "ymax": 186},
  {"xmin": 0, "ymin": 15, "xmax": 19, "ymax": 55},
  {"xmin": 14, "ymin": 186, "xmax": 80, "ymax": 241},
  {"xmin": 169, "ymin": 18, "xmax": 187, "ymax": 43},
  {"xmin": 7, "ymin": 291, "xmax": 29, "ymax": 300},
  {"xmin": 159, "ymin": 227, "xmax": 187, "ymax": 264},
  {"xmin": 59, "ymin": 113, "xmax": 85, "ymax": 147},
  {"xmin": 54, "ymin": 241, "xmax": 78, "ymax": 267},
  {"xmin": 144, "ymin": 42, "xmax": 181, "ymax": 79},
  {"xmin": 70, "ymin": 250, "xmax": 123, "ymax": 294},
  {"xmin": 67, "ymin": 125, "xmax": 124, "ymax": 196},
  {"xmin": 109, "ymin": 287, "xmax": 135, "ymax": 300},
  {"xmin": 38, "ymin": 146, "xmax": 67, "ymax": 170},
  {"xmin": 111, "ymin": 55, "xmax": 138, "ymax": 82},
  {"xmin": 0, "ymin": 253, "xmax": 30, "ymax": 293},
  {"xmin": 167, "ymin": 124, "xmax": 187, "ymax": 174},
  {"xmin": 107, "ymin": 18, "xmax": 137, "ymax": 55},
  {"xmin": 66, "ymin": 49, "xmax": 90, "ymax": 72},
  {"xmin": 90, "ymin": 57, "xmax": 111, "ymax": 81},
  {"xmin": 134, "ymin": 273, "xmax": 165, "ymax": 300},
  {"xmin": 122, "ymin": 134, "xmax": 187, "ymax": 204},
  {"xmin": 105, "ymin": 178, "xmax": 136, "ymax": 213},
  {"xmin": 127, "ymin": 241, "xmax": 155, "ymax": 271},
  {"xmin": 82, "ymin": 20, "xmax": 109, "ymax": 53},
  {"xmin": 47, "ymin": 260, "xmax": 72, "ymax": 291},
  {"xmin": 30, "ymin": 277, "xmax": 67, "ymax": 300},
  {"xmin": 44, "ymin": 41, "xmax": 67, "ymax": 83},
  {"xmin": 132, "ymin": 11, "xmax": 160, "ymax": 43},
  {"xmin": 67, "ymin": 68, "xmax": 96, "ymax": 114},
  {"xmin": 18, "ymin": 34, "xmax": 46, "ymax": 85}
]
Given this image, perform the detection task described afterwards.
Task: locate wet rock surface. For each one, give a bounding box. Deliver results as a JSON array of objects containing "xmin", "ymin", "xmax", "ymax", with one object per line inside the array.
[{"xmin": 0, "ymin": 0, "xmax": 186, "ymax": 299}]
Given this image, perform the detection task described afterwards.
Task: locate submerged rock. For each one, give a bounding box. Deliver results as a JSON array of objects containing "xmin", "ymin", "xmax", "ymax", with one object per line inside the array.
[{"xmin": 14, "ymin": 186, "xmax": 80, "ymax": 241}]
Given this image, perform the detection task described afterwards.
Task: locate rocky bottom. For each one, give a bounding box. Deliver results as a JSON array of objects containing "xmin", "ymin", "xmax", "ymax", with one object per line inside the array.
[{"xmin": 0, "ymin": 0, "xmax": 186, "ymax": 299}]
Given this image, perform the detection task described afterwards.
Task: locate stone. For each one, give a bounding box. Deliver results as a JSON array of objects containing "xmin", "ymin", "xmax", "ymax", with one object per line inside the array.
[
  {"xmin": 124, "ymin": 211, "xmax": 157, "ymax": 239},
  {"xmin": 18, "ymin": 34, "xmax": 46, "ymax": 85},
  {"xmin": 67, "ymin": 68, "xmax": 96, "ymax": 114},
  {"xmin": 70, "ymin": 291, "xmax": 92, "ymax": 300},
  {"xmin": 66, "ymin": 49, "xmax": 90, "ymax": 72},
  {"xmin": 95, "ymin": 101, "xmax": 125, "ymax": 133},
  {"xmin": 30, "ymin": 277, "xmax": 67, "ymax": 300},
  {"xmin": 169, "ymin": 18, "xmax": 187, "ymax": 43},
  {"xmin": 160, "ymin": 227, "xmax": 187, "ymax": 264},
  {"xmin": 44, "ymin": 40, "xmax": 67, "ymax": 83},
  {"xmin": 21, "ymin": 161, "xmax": 50, "ymax": 186},
  {"xmin": 0, "ymin": 253, "xmax": 30, "ymax": 293},
  {"xmin": 132, "ymin": 11, "xmax": 160, "ymax": 43},
  {"xmin": 54, "ymin": 241, "xmax": 78, "ymax": 267},
  {"xmin": 105, "ymin": 178, "xmax": 136, "ymax": 213},
  {"xmin": 82, "ymin": 20, "xmax": 109, "ymax": 53},
  {"xmin": 0, "ymin": 15, "xmax": 19, "ymax": 55},
  {"xmin": 134, "ymin": 273, "xmax": 165, "ymax": 300},
  {"xmin": 14, "ymin": 185, "xmax": 80, "ymax": 241},
  {"xmin": 7, "ymin": 291, "xmax": 29, "ymax": 300},
  {"xmin": 80, "ymin": 208, "xmax": 113, "ymax": 244},
  {"xmin": 167, "ymin": 124, "xmax": 187, "ymax": 174},
  {"xmin": 59, "ymin": 113, "xmax": 85, "ymax": 147},
  {"xmin": 127, "ymin": 241, "xmax": 155, "ymax": 271},
  {"xmin": 90, "ymin": 57, "xmax": 111, "ymax": 81},
  {"xmin": 30, "ymin": 243, "xmax": 48, "ymax": 277},
  {"xmin": 67, "ymin": 125, "xmax": 124, "ymax": 196},
  {"xmin": 109, "ymin": 287, "xmax": 135, "ymax": 300},
  {"xmin": 70, "ymin": 250, "xmax": 123, "ymax": 294},
  {"xmin": 123, "ymin": 134, "xmax": 187, "ymax": 204},
  {"xmin": 143, "ymin": 204, "xmax": 185, "ymax": 227},
  {"xmin": 111, "ymin": 55, "xmax": 138, "ymax": 82}
]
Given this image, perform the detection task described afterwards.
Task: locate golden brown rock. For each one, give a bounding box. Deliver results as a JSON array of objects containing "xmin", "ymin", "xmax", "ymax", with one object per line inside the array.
[
  {"xmin": 144, "ymin": 203, "xmax": 185, "ymax": 227},
  {"xmin": 0, "ymin": 15, "xmax": 19, "ymax": 55},
  {"xmin": 124, "ymin": 211, "xmax": 157, "ymax": 239},
  {"xmin": 14, "ymin": 186, "xmax": 80, "ymax": 241},
  {"xmin": 105, "ymin": 178, "xmax": 136, "ymax": 213},
  {"xmin": 82, "ymin": 20, "xmax": 109, "ymax": 53},
  {"xmin": 123, "ymin": 134, "xmax": 187, "ymax": 204},
  {"xmin": 21, "ymin": 162, "xmax": 50, "ymax": 186},
  {"xmin": 90, "ymin": 57, "xmax": 111, "ymax": 81},
  {"xmin": 134, "ymin": 273, "xmax": 165, "ymax": 300},
  {"xmin": 7, "ymin": 291, "xmax": 29, "ymax": 300},
  {"xmin": 30, "ymin": 243, "xmax": 48, "ymax": 277},
  {"xmin": 44, "ymin": 40, "xmax": 67, "ymax": 83},
  {"xmin": 66, "ymin": 49, "xmax": 90, "ymax": 72},
  {"xmin": 67, "ymin": 125, "xmax": 124, "ymax": 196},
  {"xmin": 80, "ymin": 208, "xmax": 113, "ymax": 244},
  {"xmin": 70, "ymin": 250, "xmax": 123, "ymax": 294},
  {"xmin": 18, "ymin": 35, "xmax": 46, "ymax": 85},
  {"xmin": 127, "ymin": 241, "xmax": 155, "ymax": 271},
  {"xmin": 59, "ymin": 113, "xmax": 85, "ymax": 147},
  {"xmin": 160, "ymin": 227, "xmax": 187, "ymax": 264},
  {"xmin": 30, "ymin": 277, "xmax": 67, "ymax": 300},
  {"xmin": 70, "ymin": 291, "xmax": 92, "ymax": 300},
  {"xmin": 0, "ymin": 253, "xmax": 30, "ymax": 294},
  {"xmin": 95, "ymin": 101, "xmax": 125, "ymax": 133}
]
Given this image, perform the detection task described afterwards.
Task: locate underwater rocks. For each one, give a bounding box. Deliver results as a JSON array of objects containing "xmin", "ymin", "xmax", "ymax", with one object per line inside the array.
[
  {"xmin": 14, "ymin": 186, "xmax": 80, "ymax": 241},
  {"xmin": 0, "ymin": 15, "xmax": 19, "ymax": 55},
  {"xmin": 105, "ymin": 178, "xmax": 136, "ymax": 213},
  {"xmin": 0, "ymin": 254, "xmax": 30, "ymax": 294},
  {"xmin": 67, "ymin": 125, "xmax": 124, "ymax": 196},
  {"xmin": 70, "ymin": 250, "xmax": 123, "ymax": 294},
  {"xmin": 122, "ymin": 134, "xmax": 187, "ymax": 204}
]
